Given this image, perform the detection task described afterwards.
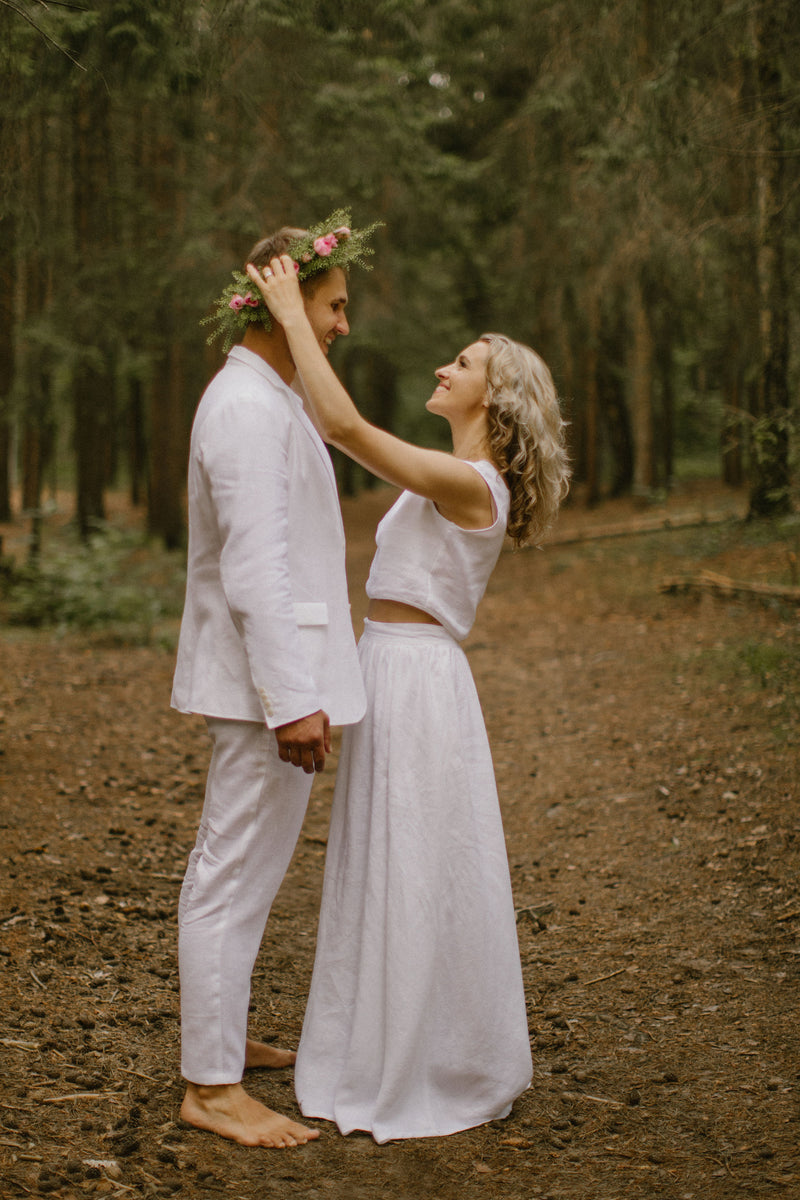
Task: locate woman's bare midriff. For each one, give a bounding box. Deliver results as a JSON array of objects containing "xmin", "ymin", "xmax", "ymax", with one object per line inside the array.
[{"xmin": 366, "ymin": 598, "xmax": 441, "ymax": 625}]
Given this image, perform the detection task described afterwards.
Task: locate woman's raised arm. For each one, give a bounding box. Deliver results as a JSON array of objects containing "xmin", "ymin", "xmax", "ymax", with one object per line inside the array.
[{"xmin": 246, "ymin": 257, "xmax": 494, "ymax": 530}]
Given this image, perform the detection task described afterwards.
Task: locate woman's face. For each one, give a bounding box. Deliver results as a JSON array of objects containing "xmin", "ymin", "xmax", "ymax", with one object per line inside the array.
[{"xmin": 426, "ymin": 341, "xmax": 490, "ymax": 420}]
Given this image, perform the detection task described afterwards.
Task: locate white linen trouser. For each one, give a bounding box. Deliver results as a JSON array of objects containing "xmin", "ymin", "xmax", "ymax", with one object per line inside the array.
[{"xmin": 178, "ymin": 717, "xmax": 313, "ymax": 1085}]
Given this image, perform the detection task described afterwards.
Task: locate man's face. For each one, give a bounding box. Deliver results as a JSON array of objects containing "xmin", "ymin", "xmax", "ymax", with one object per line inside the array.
[{"xmin": 302, "ymin": 267, "xmax": 350, "ymax": 356}]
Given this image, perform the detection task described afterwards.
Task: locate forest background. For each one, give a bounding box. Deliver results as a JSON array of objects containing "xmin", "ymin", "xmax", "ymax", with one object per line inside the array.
[
  {"xmin": 0, "ymin": 0, "xmax": 797, "ymax": 569},
  {"xmin": 1, "ymin": 8, "xmax": 799, "ymax": 1195}
]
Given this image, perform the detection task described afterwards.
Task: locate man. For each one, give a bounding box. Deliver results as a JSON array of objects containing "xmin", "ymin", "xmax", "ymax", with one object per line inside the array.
[{"xmin": 171, "ymin": 214, "xmax": 376, "ymax": 1147}]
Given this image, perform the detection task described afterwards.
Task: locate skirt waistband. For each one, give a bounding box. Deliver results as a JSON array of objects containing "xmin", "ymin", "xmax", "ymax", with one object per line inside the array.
[{"xmin": 362, "ymin": 617, "xmax": 456, "ymax": 642}]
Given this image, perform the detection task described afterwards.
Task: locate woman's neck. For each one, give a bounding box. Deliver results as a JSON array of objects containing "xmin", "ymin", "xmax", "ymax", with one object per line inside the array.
[{"xmin": 450, "ymin": 422, "xmax": 492, "ymax": 463}]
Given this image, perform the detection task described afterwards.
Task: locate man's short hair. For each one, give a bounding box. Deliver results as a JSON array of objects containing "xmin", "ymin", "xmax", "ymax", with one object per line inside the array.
[
  {"xmin": 246, "ymin": 228, "xmax": 306, "ymax": 270},
  {"xmin": 246, "ymin": 227, "xmax": 329, "ymax": 298}
]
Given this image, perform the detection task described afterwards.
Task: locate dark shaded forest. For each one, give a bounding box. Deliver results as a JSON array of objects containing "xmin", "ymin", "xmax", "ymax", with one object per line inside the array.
[
  {"xmin": 0, "ymin": 0, "xmax": 798, "ymax": 551},
  {"xmin": 2, "ymin": 6, "xmax": 799, "ymax": 1196}
]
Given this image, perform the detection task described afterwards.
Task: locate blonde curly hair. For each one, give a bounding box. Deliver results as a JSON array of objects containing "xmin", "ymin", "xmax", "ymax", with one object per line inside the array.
[{"xmin": 480, "ymin": 333, "xmax": 571, "ymax": 547}]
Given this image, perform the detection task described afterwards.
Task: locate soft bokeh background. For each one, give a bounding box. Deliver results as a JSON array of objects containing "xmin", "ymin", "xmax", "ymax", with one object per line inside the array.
[{"xmin": 0, "ymin": 0, "xmax": 797, "ymax": 554}]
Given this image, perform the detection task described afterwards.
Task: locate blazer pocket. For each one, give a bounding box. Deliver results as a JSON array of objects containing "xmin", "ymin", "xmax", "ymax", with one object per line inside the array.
[{"xmin": 293, "ymin": 602, "xmax": 329, "ymax": 627}]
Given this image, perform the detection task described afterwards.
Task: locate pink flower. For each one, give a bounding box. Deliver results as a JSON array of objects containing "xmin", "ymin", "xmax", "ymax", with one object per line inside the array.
[
  {"xmin": 313, "ymin": 233, "xmax": 338, "ymax": 257},
  {"xmin": 229, "ymin": 294, "xmax": 246, "ymax": 311},
  {"xmin": 244, "ymin": 293, "xmax": 259, "ymax": 307},
  {"xmin": 301, "ymin": 251, "xmax": 313, "ymax": 263},
  {"xmin": 293, "ymin": 260, "xmax": 300, "ymax": 273}
]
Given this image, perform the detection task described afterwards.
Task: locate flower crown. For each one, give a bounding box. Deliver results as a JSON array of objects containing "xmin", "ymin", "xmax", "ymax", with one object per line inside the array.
[{"xmin": 202, "ymin": 209, "xmax": 382, "ymax": 352}]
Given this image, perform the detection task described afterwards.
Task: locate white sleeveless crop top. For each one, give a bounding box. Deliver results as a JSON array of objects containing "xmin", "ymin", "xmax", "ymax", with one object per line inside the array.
[{"xmin": 366, "ymin": 460, "xmax": 510, "ymax": 641}]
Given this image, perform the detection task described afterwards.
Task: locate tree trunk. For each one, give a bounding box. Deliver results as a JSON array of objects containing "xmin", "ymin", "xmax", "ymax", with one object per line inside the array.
[
  {"xmin": 748, "ymin": 1, "xmax": 792, "ymax": 518},
  {"xmin": 145, "ymin": 125, "xmax": 190, "ymax": 546},
  {"xmin": 147, "ymin": 336, "xmax": 187, "ymax": 550},
  {"xmin": 17, "ymin": 112, "xmax": 54, "ymax": 550},
  {"xmin": 72, "ymin": 82, "xmax": 111, "ymax": 538},
  {"xmin": 128, "ymin": 377, "xmax": 147, "ymax": 508},
  {"xmin": 583, "ymin": 287, "xmax": 601, "ymax": 506},
  {"xmin": 599, "ymin": 303, "xmax": 633, "ymax": 498},
  {"xmin": 338, "ymin": 345, "xmax": 398, "ymax": 495},
  {"xmin": 721, "ymin": 366, "xmax": 745, "ymax": 488},
  {"xmin": 655, "ymin": 319, "xmax": 674, "ymax": 489},
  {"xmin": 628, "ymin": 277, "xmax": 655, "ymax": 500},
  {"xmin": 0, "ymin": 211, "xmax": 14, "ymax": 522}
]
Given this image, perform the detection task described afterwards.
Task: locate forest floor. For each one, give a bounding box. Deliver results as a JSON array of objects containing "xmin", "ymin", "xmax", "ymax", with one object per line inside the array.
[{"xmin": 1, "ymin": 480, "xmax": 799, "ymax": 1200}]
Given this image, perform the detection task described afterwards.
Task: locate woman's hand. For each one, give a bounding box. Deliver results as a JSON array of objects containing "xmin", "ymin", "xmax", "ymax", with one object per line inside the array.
[{"xmin": 245, "ymin": 255, "xmax": 305, "ymax": 327}]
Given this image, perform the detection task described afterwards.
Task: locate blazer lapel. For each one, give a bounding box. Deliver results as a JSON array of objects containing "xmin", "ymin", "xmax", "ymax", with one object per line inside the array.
[
  {"xmin": 227, "ymin": 346, "xmax": 338, "ymax": 492},
  {"xmin": 291, "ymin": 395, "xmax": 338, "ymax": 492}
]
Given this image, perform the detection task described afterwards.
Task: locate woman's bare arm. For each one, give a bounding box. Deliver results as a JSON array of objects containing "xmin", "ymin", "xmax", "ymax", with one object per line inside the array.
[{"xmin": 246, "ymin": 257, "xmax": 493, "ymax": 528}]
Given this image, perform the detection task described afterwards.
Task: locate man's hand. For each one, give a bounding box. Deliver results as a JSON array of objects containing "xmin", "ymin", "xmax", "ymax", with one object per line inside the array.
[{"xmin": 274, "ymin": 710, "xmax": 331, "ymax": 774}]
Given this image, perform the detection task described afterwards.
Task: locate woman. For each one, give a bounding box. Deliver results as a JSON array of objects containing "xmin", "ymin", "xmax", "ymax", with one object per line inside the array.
[{"xmin": 247, "ymin": 254, "xmax": 570, "ymax": 1143}]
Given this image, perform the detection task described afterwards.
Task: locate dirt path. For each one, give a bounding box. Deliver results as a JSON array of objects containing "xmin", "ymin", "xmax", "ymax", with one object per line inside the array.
[{"xmin": 1, "ymin": 483, "xmax": 798, "ymax": 1199}]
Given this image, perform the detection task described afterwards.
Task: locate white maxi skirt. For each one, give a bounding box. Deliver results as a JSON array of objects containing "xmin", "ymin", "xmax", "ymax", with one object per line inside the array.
[{"xmin": 295, "ymin": 620, "xmax": 532, "ymax": 1143}]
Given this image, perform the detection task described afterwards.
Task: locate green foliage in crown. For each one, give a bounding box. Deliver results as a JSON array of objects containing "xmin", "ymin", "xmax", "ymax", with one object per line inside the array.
[{"xmin": 202, "ymin": 209, "xmax": 382, "ymax": 353}]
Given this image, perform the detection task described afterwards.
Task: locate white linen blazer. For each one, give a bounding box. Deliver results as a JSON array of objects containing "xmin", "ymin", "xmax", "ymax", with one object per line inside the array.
[{"xmin": 171, "ymin": 345, "xmax": 366, "ymax": 729}]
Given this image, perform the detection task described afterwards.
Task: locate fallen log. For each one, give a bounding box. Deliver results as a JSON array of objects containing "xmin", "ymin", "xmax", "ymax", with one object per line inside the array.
[
  {"xmin": 660, "ymin": 569, "xmax": 800, "ymax": 606},
  {"xmin": 545, "ymin": 508, "xmax": 744, "ymax": 546}
]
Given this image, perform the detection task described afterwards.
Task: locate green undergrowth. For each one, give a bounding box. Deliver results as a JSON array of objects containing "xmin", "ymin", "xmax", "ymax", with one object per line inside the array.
[
  {"xmin": 554, "ymin": 513, "xmax": 800, "ymax": 606},
  {"xmin": 698, "ymin": 633, "xmax": 800, "ymax": 745},
  {"xmin": 545, "ymin": 512, "xmax": 800, "ymax": 744},
  {"xmin": 0, "ymin": 523, "xmax": 186, "ymax": 646}
]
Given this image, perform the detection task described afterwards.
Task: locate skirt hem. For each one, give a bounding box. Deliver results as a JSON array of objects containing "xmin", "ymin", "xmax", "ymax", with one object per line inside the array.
[{"xmin": 298, "ymin": 1089, "xmax": 527, "ymax": 1144}]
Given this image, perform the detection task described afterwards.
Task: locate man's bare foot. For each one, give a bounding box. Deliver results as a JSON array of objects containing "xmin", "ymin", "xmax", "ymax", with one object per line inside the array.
[
  {"xmin": 245, "ymin": 1037, "xmax": 296, "ymax": 1070},
  {"xmin": 180, "ymin": 1082, "xmax": 318, "ymax": 1148}
]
